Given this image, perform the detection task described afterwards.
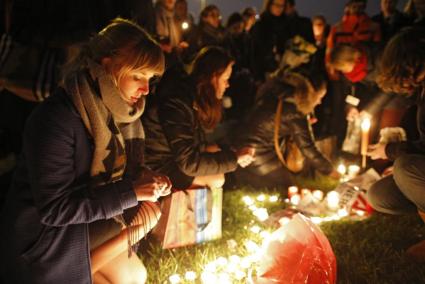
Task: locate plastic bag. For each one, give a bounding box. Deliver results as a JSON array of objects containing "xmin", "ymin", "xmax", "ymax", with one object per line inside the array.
[{"xmin": 256, "ymin": 214, "xmax": 337, "ymax": 284}]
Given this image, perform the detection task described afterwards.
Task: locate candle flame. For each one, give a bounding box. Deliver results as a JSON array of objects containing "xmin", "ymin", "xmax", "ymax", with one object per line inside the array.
[{"xmin": 361, "ymin": 118, "xmax": 371, "ymax": 131}]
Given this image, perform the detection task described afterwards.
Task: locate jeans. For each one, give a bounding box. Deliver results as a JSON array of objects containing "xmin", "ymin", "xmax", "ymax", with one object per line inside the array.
[{"xmin": 368, "ymin": 154, "xmax": 425, "ymax": 214}]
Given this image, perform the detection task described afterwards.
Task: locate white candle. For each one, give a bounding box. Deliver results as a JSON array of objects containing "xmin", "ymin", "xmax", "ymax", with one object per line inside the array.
[
  {"xmin": 312, "ymin": 190, "xmax": 324, "ymax": 201},
  {"xmin": 337, "ymin": 164, "xmax": 347, "ymax": 175},
  {"xmin": 348, "ymin": 165, "xmax": 360, "ymax": 178},
  {"xmin": 361, "ymin": 118, "xmax": 371, "ymax": 168},
  {"xmin": 288, "ymin": 186, "xmax": 299, "ymax": 198},
  {"xmin": 290, "ymin": 194, "xmax": 301, "ymax": 206},
  {"xmin": 327, "ymin": 191, "xmax": 340, "ymax": 210}
]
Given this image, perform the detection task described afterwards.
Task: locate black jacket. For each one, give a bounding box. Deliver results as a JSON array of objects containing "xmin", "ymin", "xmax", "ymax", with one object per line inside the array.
[
  {"xmin": 237, "ymin": 78, "xmax": 333, "ymax": 175},
  {"xmin": 386, "ymin": 88, "xmax": 425, "ymax": 160},
  {"xmin": 143, "ymin": 65, "xmax": 238, "ymax": 188},
  {"xmin": 251, "ymin": 12, "xmax": 289, "ymax": 80}
]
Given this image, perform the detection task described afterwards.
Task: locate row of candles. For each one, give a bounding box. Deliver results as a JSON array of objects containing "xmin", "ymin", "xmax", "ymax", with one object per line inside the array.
[{"xmin": 167, "ymin": 186, "xmax": 368, "ymax": 283}]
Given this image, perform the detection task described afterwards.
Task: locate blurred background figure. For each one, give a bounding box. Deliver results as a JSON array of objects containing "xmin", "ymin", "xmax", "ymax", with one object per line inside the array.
[
  {"xmin": 404, "ymin": 0, "xmax": 425, "ymax": 25},
  {"xmin": 222, "ymin": 13, "xmax": 256, "ymax": 122},
  {"xmin": 284, "ymin": 0, "xmax": 315, "ymax": 44},
  {"xmin": 242, "ymin": 7, "xmax": 258, "ymax": 33},
  {"xmin": 251, "ymin": 0, "xmax": 289, "ymax": 81},
  {"xmin": 312, "ymin": 15, "xmax": 329, "ymax": 50},
  {"xmin": 185, "ymin": 5, "xmax": 226, "ymax": 61},
  {"xmin": 372, "ymin": 0, "xmax": 410, "ymax": 43},
  {"xmin": 155, "ymin": 0, "xmax": 189, "ymax": 66},
  {"xmin": 174, "ymin": 0, "xmax": 195, "ymax": 41}
]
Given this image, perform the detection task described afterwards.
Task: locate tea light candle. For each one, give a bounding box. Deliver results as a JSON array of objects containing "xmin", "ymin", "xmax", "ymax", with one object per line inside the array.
[
  {"xmin": 348, "ymin": 164, "xmax": 360, "ymax": 178},
  {"xmin": 290, "ymin": 194, "xmax": 301, "ymax": 206},
  {"xmin": 312, "ymin": 190, "xmax": 324, "ymax": 201},
  {"xmin": 337, "ymin": 164, "xmax": 347, "ymax": 176},
  {"xmin": 327, "ymin": 191, "xmax": 340, "ymax": 210},
  {"xmin": 288, "ymin": 186, "xmax": 299, "ymax": 198}
]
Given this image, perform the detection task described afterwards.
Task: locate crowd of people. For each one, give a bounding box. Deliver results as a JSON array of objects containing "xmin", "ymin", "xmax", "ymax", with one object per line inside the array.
[{"xmin": 0, "ymin": 0, "xmax": 424, "ymax": 282}]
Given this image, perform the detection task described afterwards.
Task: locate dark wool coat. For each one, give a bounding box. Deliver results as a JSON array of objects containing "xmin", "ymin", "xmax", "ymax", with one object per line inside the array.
[
  {"xmin": 236, "ymin": 77, "xmax": 333, "ymax": 176},
  {"xmin": 143, "ymin": 65, "xmax": 238, "ymax": 189},
  {"xmin": 0, "ymin": 90, "xmax": 138, "ymax": 284}
]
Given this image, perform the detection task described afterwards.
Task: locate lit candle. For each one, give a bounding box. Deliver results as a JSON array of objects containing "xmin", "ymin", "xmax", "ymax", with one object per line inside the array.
[
  {"xmin": 348, "ymin": 164, "xmax": 360, "ymax": 178},
  {"xmin": 337, "ymin": 164, "xmax": 347, "ymax": 176},
  {"xmin": 256, "ymin": 194, "xmax": 266, "ymax": 201},
  {"xmin": 288, "ymin": 186, "xmax": 299, "ymax": 198},
  {"xmin": 182, "ymin": 21, "xmax": 189, "ymax": 30},
  {"xmin": 361, "ymin": 117, "xmax": 371, "ymax": 168},
  {"xmin": 185, "ymin": 271, "xmax": 197, "ymax": 281},
  {"xmin": 326, "ymin": 191, "xmax": 340, "ymax": 210},
  {"xmin": 312, "ymin": 190, "xmax": 324, "ymax": 201},
  {"xmin": 290, "ymin": 194, "xmax": 301, "ymax": 206},
  {"xmin": 301, "ymin": 189, "xmax": 311, "ymax": 198}
]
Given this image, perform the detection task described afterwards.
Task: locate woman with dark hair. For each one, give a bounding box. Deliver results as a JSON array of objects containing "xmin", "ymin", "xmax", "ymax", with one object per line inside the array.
[
  {"xmin": 367, "ymin": 27, "xmax": 425, "ymax": 262},
  {"xmin": 234, "ymin": 65, "xmax": 340, "ymax": 189},
  {"xmin": 185, "ymin": 5, "xmax": 226, "ymax": 61},
  {"xmin": 143, "ymin": 47, "xmax": 254, "ymax": 190},
  {"xmin": 0, "ymin": 18, "xmax": 170, "ymax": 283}
]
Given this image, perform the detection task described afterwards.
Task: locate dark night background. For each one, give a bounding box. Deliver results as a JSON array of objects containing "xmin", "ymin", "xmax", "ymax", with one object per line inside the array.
[{"xmin": 187, "ymin": 0, "xmax": 409, "ymax": 24}]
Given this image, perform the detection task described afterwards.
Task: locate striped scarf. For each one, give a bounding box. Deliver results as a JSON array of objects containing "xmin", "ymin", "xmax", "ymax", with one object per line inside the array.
[{"xmin": 64, "ymin": 59, "xmax": 150, "ymax": 254}]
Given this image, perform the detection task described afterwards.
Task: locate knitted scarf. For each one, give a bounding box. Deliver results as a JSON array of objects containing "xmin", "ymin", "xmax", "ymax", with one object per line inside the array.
[{"xmin": 64, "ymin": 59, "xmax": 150, "ymax": 255}]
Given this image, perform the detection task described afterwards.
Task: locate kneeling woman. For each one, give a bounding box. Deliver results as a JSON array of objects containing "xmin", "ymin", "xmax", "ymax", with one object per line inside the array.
[
  {"xmin": 1, "ymin": 19, "xmax": 171, "ymax": 284},
  {"xmin": 143, "ymin": 47, "xmax": 254, "ymax": 190},
  {"xmin": 234, "ymin": 66, "xmax": 340, "ymax": 189}
]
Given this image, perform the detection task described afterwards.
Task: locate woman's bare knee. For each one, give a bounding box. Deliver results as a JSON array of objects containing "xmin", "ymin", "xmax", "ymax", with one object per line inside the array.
[{"xmin": 193, "ymin": 174, "xmax": 225, "ymax": 188}]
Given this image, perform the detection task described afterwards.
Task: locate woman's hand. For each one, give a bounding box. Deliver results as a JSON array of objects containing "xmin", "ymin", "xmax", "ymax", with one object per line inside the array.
[
  {"xmin": 346, "ymin": 106, "xmax": 359, "ymax": 121},
  {"xmin": 236, "ymin": 147, "xmax": 255, "ymax": 168},
  {"xmin": 133, "ymin": 173, "xmax": 172, "ymax": 202},
  {"xmin": 367, "ymin": 143, "xmax": 388, "ymax": 160},
  {"xmin": 205, "ymin": 143, "xmax": 221, "ymax": 153}
]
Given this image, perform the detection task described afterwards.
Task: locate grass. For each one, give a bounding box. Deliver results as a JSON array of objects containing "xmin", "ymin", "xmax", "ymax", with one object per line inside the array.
[{"xmin": 140, "ymin": 177, "xmax": 425, "ymax": 284}]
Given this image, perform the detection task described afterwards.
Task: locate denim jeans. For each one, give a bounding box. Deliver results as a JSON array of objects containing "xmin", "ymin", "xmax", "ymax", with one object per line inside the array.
[{"xmin": 368, "ymin": 154, "xmax": 425, "ymax": 214}]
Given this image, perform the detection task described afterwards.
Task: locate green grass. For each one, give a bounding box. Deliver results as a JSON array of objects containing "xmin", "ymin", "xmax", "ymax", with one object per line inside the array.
[{"xmin": 140, "ymin": 179, "xmax": 425, "ymax": 284}]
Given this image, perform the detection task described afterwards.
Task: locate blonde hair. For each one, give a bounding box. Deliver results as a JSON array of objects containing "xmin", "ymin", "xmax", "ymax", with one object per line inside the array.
[
  {"xmin": 329, "ymin": 44, "xmax": 360, "ymax": 70},
  {"xmin": 63, "ymin": 18, "xmax": 165, "ymax": 85},
  {"xmin": 275, "ymin": 68, "xmax": 326, "ymax": 114}
]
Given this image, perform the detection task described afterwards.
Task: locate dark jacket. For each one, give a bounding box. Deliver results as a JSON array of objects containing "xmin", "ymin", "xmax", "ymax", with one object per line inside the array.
[
  {"xmin": 386, "ymin": 88, "xmax": 425, "ymax": 160},
  {"xmin": 251, "ymin": 12, "xmax": 289, "ymax": 80},
  {"xmin": 143, "ymin": 65, "xmax": 238, "ymax": 188},
  {"xmin": 286, "ymin": 12, "xmax": 315, "ymax": 44},
  {"xmin": 237, "ymin": 78, "xmax": 333, "ymax": 176},
  {"xmin": 0, "ymin": 90, "xmax": 138, "ymax": 284},
  {"xmin": 372, "ymin": 10, "xmax": 410, "ymax": 43}
]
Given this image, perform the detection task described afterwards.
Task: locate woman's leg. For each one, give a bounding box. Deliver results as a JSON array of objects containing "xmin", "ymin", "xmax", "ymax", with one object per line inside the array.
[
  {"xmin": 392, "ymin": 154, "xmax": 425, "ymax": 261},
  {"xmin": 93, "ymin": 251, "xmax": 147, "ymax": 284},
  {"xmin": 393, "ymin": 154, "xmax": 425, "ymax": 213},
  {"xmin": 91, "ymin": 201, "xmax": 161, "ymax": 280},
  {"xmin": 367, "ymin": 175, "xmax": 417, "ymax": 215},
  {"xmin": 192, "ymin": 173, "xmax": 225, "ymax": 189}
]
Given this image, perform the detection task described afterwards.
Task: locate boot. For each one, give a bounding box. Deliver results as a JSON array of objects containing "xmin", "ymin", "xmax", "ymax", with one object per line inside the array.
[{"xmin": 406, "ymin": 210, "xmax": 425, "ymax": 262}]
